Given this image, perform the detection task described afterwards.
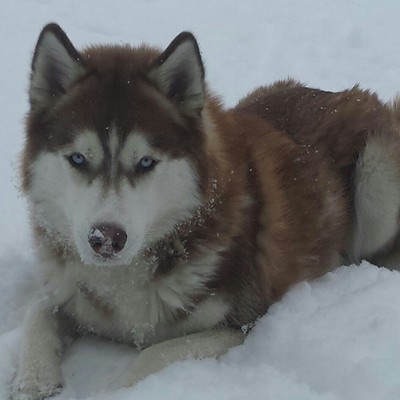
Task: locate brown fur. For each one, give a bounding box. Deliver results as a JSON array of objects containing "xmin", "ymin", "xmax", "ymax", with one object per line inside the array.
[
  {"xmin": 236, "ymin": 79, "xmax": 400, "ymax": 265},
  {"xmin": 235, "ymin": 79, "xmax": 397, "ymax": 181},
  {"xmin": 16, "ymin": 26, "xmax": 400, "ymax": 399},
  {"xmin": 23, "ymin": 28, "xmax": 398, "ymax": 335}
]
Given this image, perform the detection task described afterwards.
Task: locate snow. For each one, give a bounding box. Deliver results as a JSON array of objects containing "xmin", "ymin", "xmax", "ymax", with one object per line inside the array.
[{"xmin": 1, "ymin": 0, "xmax": 400, "ymax": 399}]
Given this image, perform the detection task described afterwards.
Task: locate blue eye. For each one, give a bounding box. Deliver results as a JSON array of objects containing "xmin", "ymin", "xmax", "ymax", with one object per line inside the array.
[
  {"xmin": 138, "ymin": 156, "xmax": 157, "ymax": 171},
  {"xmin": 68, "ymin": 152, "xmax": 86, "ymax": 167}
]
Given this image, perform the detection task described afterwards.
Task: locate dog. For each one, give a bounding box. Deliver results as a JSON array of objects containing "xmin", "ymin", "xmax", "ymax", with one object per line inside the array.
[{"xmin": 12, "ymin": 23, "xmax": 400, "ymax": 399}]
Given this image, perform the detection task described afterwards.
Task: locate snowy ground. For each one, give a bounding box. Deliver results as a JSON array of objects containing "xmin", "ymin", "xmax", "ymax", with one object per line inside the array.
[{"xmin": 1, "ymin": 1, "xmax": 400, "ymax": 399}]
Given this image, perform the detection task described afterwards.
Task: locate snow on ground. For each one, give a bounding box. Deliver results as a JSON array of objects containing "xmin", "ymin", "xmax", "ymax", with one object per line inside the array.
[{"xmin": 1, "ymin": 0, "xmax": 400, "ymax": 399}]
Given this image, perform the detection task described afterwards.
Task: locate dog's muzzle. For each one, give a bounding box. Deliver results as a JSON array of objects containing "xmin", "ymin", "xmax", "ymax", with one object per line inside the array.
[{"xmin": 88, "ymin": 223, "xmax": 127, "ymax": 258}]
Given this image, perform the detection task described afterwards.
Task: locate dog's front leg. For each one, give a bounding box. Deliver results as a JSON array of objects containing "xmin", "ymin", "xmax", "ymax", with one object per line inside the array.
[
  {"xmin": 11, "ymin": 300, "xmax": 68, "ymax": 400},
  {"xmin": 115, "ymin": 328, "xmax": 245, "ymax": 388}
]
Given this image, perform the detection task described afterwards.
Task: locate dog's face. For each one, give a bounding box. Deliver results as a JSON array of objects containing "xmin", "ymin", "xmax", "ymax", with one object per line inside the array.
[{"xmin": 24, "ymin": 24, "xmax": 208, "ymax": 266}]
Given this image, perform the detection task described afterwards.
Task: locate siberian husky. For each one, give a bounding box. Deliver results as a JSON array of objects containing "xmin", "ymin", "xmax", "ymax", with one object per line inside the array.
[{"xmin": 12, "ymin": 23, "xmax": 400, "ymax": 399}]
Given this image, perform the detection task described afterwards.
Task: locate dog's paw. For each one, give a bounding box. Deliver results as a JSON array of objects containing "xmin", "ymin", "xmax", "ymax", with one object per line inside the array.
[{"xmin": 10, "ymin": 371, "xmax": 62, "ymax": 400}]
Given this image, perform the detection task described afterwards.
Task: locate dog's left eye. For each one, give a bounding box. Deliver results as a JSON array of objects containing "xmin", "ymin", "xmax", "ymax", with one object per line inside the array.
[
  {"xmin": 137, "ymin": 156, "xmax": 158, "ymax": 172},
  {"xmin": 68, "ymin": 152, "xmax": 87, "ymax": 167}
]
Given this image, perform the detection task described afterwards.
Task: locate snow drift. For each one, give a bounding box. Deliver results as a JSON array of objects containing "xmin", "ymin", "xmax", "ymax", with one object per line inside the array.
[{"xmin": 1, "ymin": 0, "xmax": 400, "ymax": 399}]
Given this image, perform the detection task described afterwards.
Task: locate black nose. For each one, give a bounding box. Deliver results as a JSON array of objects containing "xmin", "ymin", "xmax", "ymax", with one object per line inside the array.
[{"xmin": 88, "ymin": 223, "xmax": 127, "ymax": 258}]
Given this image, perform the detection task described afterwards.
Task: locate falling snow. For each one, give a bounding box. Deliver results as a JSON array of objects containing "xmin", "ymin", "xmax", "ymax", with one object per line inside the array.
[{"xmin": 1, "ymin": 1, "xmax": 400, "ymax": 399}]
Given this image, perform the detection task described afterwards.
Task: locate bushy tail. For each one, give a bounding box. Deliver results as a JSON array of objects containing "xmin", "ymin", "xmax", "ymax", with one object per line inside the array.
[{"xmin": 350, "ymin": 131, "xmax": 400, "ymax": 268}]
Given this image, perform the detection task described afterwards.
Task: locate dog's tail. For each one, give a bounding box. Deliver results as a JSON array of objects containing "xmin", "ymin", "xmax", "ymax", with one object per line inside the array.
[{"xmin": 350, "ymin": 117, "xmax": 400, "ymax": 268}]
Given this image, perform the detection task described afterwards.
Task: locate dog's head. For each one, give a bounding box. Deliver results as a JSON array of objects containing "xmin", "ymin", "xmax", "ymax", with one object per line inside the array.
[{"xmin": 23, "ymin": 24, "xmax": 210, "ymax": 266}]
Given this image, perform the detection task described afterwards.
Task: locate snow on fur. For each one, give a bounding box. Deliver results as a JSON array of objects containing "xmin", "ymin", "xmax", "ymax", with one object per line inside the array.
[{"xmin": 1, "ymin": 0, "xmax": 400, "ymax": 399}]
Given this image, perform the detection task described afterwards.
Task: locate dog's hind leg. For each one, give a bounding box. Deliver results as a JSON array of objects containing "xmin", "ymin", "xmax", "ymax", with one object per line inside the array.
[
  {"xmin": 350, "ymin": 131, "xmax": 400, "ymax": 268},
  {"xmin": 112, "ymin": 328, "xmax": 245, "ymax": 389}
]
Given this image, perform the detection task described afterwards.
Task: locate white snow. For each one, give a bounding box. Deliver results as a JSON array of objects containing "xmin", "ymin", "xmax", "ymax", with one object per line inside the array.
[{"xmin": 1, "ymin": 0, "xmax": 400, "ymax": 399}]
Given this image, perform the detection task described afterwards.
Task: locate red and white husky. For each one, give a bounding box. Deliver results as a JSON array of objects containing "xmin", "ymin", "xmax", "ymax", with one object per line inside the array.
[{"xmin": 12, "ymin": 23, "xmax": 400, "ymax": 399}]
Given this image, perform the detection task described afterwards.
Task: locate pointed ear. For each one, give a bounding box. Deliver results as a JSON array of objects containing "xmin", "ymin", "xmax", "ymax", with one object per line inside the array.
[
  {"xmin": 30, "ymin": 23, "xmax": 85, "ymax": 110},
  {"xmin": 148, "ymin": 32, "xmax": 205, "ymax": 117}
]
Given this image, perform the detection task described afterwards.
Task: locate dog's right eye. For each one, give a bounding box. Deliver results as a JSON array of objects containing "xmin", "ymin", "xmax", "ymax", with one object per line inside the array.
[{"xmin": 67, "ymin": 152, "xmax": 87, "ymax": 168}]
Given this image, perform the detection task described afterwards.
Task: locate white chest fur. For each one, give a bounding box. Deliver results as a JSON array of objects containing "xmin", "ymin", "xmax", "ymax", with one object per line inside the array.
[{"xmin": 43, "ymin": 249, "xmax": 229, "ymax": 348}]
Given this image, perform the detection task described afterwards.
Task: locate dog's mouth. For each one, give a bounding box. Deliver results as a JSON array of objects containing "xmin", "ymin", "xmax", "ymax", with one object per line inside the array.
[
  {"xmin": 91, "ymin": 252, "xmax": 123, "ymax": 265},
  {"xmin": 86, "ymin": 248, "xmax": 132, "ymax": 267}
]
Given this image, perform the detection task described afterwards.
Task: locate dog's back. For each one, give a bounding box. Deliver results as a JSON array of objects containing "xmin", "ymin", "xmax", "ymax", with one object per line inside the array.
[
  {"xmin": 236, "ymin": 79, "xmax": 400, "ymax": 266},
  {"xmin": 12, "ymin": 25, "xmax": 400, "ymax": 400},
  {"xmin": 218, "ymin": 108, "xmax": 348, "ymax": 304}
]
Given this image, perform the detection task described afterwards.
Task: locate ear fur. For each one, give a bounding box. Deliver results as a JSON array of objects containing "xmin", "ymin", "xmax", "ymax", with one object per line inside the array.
[
  {"xmin": 149, "ymin": 32, "xmax": 205, "ymax": 117},
  {"xmin": 30, "ymin": 23, "xmax": 85, "ymax": 110}
]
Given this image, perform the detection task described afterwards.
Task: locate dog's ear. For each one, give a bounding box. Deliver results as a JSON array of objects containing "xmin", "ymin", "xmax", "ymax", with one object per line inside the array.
[
  {"xmin": 30, "ymin": 23, "xmax": 85, "ymax": 110},
  {"xmin": 149, "ymin": 32, "xmax": 205, "ymax": 117}
]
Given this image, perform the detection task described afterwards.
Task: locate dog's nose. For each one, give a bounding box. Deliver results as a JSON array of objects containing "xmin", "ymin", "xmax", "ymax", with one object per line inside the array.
[{"xmin": 88, "ymin": 223, "xmax": 127, "ymax": 258}]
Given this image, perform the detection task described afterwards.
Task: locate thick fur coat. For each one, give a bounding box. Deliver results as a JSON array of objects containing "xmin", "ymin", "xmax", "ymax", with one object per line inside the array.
[{"xmin": 11, "ymin": 24, "xmax": 400, "ymax": 400}]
